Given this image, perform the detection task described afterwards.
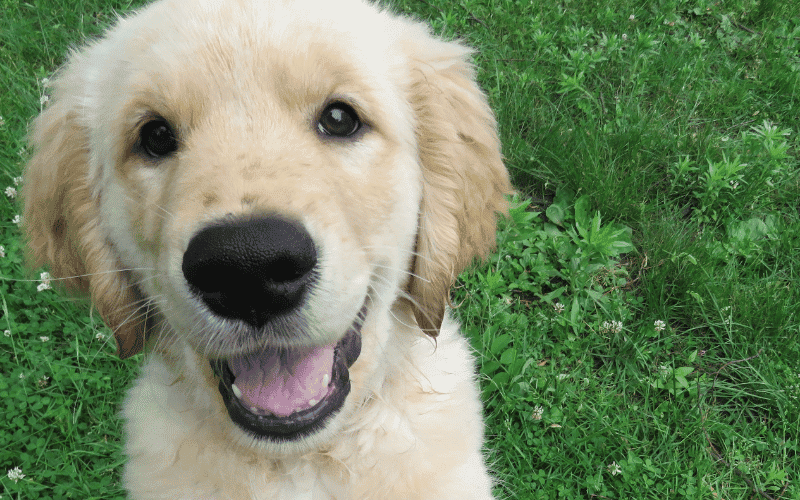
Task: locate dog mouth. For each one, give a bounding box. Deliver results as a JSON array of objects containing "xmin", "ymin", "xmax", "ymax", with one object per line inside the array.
[{"xmin": 210, "ymin": 304, "xmax": 366, "ymax": 441}]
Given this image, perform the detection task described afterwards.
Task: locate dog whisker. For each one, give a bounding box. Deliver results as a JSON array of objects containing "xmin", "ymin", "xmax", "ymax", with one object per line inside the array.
[
  {"xmin": 1, "ymin": 267, "xmax": 158, "ymax": 284},
  {"xmin": 360, "ymin": 244, "xmax": 435, "ymax": 265},
  {"xmin": 366, "ymin": 271, "xmax": 436, "ymax": 333},
  {"xmin": 153, "ymin": 204, "xmax": 176, "ymax": 220},
  {"xmin": 368, "ymin": 262, "xmax": 430, "ymax": 284}
]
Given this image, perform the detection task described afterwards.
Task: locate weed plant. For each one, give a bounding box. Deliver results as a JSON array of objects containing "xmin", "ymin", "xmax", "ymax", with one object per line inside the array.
[{"xmin": 1, "ymin": 0, "xmax": 798, "ymax": 498}]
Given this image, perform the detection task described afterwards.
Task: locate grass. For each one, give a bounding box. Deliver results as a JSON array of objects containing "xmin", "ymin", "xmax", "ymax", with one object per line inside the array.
[{"xmin": 1, "ymin": 0, "xmax": 799, "ymax": 498}]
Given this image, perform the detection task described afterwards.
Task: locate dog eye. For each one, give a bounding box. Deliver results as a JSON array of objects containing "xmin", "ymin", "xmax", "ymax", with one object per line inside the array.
[
  {"xmin": 140, "ymin": 119, "xmax": 178, "ymax": 158},
  {"xmin": 317, "ymin": 102, "xmax": 361, "ymax": 137}
]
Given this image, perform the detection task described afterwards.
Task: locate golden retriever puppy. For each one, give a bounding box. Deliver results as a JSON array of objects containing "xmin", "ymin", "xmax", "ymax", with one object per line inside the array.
[{"xmin": 23, "ymin": 0, "xmax": 510, "ymax": 497}]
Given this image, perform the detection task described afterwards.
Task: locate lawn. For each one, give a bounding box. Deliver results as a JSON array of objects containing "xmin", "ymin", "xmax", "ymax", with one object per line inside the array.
[{"xmin": 1, "ymin": 0, "xmax": 799, "ymax": 498}]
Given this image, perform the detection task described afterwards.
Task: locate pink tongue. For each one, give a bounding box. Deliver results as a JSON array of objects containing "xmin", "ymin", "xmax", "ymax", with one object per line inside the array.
[{"xmin": 229, "ymin": 344, "xmax": 334, "ymax": 417}]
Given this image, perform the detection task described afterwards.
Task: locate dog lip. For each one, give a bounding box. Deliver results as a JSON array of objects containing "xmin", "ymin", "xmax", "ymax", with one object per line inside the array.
[{"xmin": 211, "ymin": 303, "xmax": 366, "ymax": 441}]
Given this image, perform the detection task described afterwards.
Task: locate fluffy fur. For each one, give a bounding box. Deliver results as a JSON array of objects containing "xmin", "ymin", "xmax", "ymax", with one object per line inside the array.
[{"xmin": 23, "ymin": 0, "xmax": 511, "ymax": 498}]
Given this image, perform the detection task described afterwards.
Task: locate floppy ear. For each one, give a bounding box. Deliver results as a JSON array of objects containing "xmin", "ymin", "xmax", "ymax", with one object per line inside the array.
[
  {"xmin": 22, "ymin": 72, "xmax": 149, "ymax": 359},
  {"xmin": 405, "ymin": 36, "xmax": 512, "ymax": 336}
]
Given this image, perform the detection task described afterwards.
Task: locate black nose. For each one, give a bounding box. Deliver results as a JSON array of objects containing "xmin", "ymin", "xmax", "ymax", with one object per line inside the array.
[{"xmin": 181, "ymin": 214, "xmax": 317, "ymax": 328}]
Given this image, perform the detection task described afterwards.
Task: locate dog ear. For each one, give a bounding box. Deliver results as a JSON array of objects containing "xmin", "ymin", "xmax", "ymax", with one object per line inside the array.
[
  {"xmin": 22, "ymin": 72, "xmax": 149, "ymax": 359},
  {"xmin": 405, "ymin": 34, "xmax": 511, "ymax": 336}
]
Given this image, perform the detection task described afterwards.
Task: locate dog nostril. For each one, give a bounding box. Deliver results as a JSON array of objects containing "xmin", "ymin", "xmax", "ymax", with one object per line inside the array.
[{"xmin": 182, "ymin": 215, "xmax": 317, "ymax": 328}]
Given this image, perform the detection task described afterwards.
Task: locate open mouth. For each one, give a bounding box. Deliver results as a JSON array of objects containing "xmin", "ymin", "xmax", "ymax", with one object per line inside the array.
[{"xmin": 211, "ymin": 304, "xmax": 366, "ymax": 441}]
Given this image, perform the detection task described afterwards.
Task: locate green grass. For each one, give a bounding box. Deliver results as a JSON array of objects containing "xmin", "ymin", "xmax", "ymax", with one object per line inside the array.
[{"xmin": 2, "ymin": 0, "xmax": 799, "ymax": 498}]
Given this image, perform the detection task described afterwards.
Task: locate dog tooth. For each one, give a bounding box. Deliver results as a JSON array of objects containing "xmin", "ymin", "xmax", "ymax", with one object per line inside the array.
[
  {"xmin": 309, "ymin": 399, "xmax": 318, "ymax": 407},
  {"xmin": 231, "ymin": 383, "xmax": 243, "ymax": 399},
  {"xmin": 250, "ymin": 406, "xmax": 260, "ymax": 414},
  {"xmin": 322, "ymin": 374, "xmax": 330, "ymax": 386}
]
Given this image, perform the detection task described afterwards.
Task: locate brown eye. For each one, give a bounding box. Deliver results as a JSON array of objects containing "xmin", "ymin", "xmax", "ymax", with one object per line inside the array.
[
  {"xmin": 140, "ymin": 118, "xmax": 178, "ymax": 158},
  {"xmin": 317, "ymin": 102, "xmax": 360, "ymax": 137}
]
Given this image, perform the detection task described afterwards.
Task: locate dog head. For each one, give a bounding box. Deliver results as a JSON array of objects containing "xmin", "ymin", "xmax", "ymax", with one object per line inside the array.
[{"xmin": 23, "ymin": 0, "xmax": 510, "ymax": 446}]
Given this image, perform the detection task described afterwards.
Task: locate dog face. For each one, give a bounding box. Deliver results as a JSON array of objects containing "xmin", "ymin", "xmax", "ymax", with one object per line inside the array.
[{"xmin": 23, "ymin": 0, "xmax": 509, "ymax": 450}]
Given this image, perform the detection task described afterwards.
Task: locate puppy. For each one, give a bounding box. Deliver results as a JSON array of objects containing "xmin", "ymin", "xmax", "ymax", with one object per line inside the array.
[{"xmin": 23, "ymin": 0, "xmax": 510, "ymax": 498}]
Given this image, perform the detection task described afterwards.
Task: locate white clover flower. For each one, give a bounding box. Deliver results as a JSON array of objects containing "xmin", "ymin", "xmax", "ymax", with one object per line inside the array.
[
  {"xmin": 38, "ymin": 272, "xmax": 52, "ymax": 290},
  {"xmin": 39, "ymin": 272, "xmax": 52, "ymax": 291},
  {"xmin": 601, "ymin": 320, "xmax": 623, "ymax": 334},
  {"xmin": 13, "ymin": 176, "xmax": 23, "ymax": 185},
  {"xmin": 531, "ymin": 405, "xmax": 544, "ymax": 420},
  {"xmin": 553, "ymin": 302, "xmax": 565, "ymax": 314},
  {"xmin": 3, "ymin": 330, "xmax": 10, "ymax": 337},
  {"xmin": 0, "ymin": 115, "xmax": 5, "ymax": 127},
  {"xmin": 40, "ymin": 94, "xmax": 50, "ymax": 106},
  {"xmin": 622, "ymin": 33, "xmax": 628, "ymax": 41},
  {"xmin": 96, "ymin": 332, "xmax": 106, "ymax": 340},
  {"xmin": 629, "ymin": 14, "xmax": 635, "ymax": 20},
  {"xmin": 5, "ymin": 186, "xmax": 17, "ymax": 198},
  {"xmin": 557, "ymin": 373, "xmax": 568, "ymax": 380},
  {"xmin": 608, "ymin": 461, "xmax": 622, "ymax": 476},
  {"xmin": 654, "ymin": 320, "xmax": 666, "ymax": 332},
  {"xmin": 7, "ymin": 466, "xmax": 25, "ymax": 483},
  {"xmin": 40, "ymin": 336, "xmax": 49, "ymax": 342},
  {"xmin": 12, "ymin": 215, "xmax": 21, "ymax": 225},
  {"xmin": 0, "ymin": 245, "xmax": 5, "ymax": 258}
]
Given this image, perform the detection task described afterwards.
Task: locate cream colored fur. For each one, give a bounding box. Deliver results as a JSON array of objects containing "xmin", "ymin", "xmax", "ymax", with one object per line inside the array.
[{"xmin": 23, "ymin": 0, "xmax": 511, "ymax": 498}]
